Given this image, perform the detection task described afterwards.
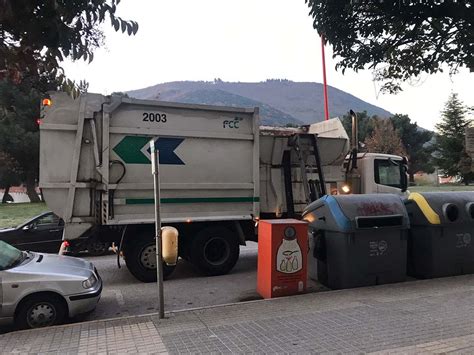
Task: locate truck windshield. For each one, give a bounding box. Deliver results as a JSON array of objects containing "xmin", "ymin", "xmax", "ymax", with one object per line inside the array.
[
  {"xmin": 374, "ymin": 159, "xmax": 402, "ymax": 188},
  {"xmin": 0, "ymin": 240, "xmax": 25, "ymax": 270}
]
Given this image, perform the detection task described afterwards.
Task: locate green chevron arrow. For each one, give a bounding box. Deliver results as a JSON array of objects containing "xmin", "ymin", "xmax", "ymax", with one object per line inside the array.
[
  {"xmin": 113, "ymin": 136, "xmax": 186, "ymax": 165},
  {"xmin": 113, "ymin": 136, "xmax": 150, "ymax": 164}
]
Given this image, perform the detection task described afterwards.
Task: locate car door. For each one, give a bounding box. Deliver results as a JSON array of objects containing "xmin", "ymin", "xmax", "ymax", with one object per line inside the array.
[
  {"xmin": 0, "ymin": 270, "xmax": 3, "ymax": 318},
  {"xmin": 15, "ymin": 213, "xmax": 64, "ymax": 253}
]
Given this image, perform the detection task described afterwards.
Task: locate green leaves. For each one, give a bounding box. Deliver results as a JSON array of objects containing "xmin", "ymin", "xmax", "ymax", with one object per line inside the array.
[
  {"xmin": 305, "ymin": 0, "xmax": 473, "ymax": 93},
  {"xmin": 0, "ymin": 80, "xmax": 41, "ymax": 189},
  {"xmin": 342, "ymin": 111, "xmax": 436, "ymax": 179},
  {"xmin": 390, "ymin": 114, "xmax": 435, "ymax": 179},
  {"xmin": 434, "ymin": 93, "xmax": 471, "ymax": 179},
  {"xmin": 1, "ymin": 0, "xmax": 139, "ymax": 91}
]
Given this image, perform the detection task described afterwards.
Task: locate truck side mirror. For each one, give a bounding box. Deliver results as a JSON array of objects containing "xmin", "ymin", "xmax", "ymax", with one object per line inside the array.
[{"xmin": 401, "ymin": 163, "xmax": 408, "ymax": 192}]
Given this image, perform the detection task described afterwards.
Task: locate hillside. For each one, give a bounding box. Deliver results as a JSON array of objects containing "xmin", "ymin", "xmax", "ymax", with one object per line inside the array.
[
  {"xmin": 128, "ymin": 80, "xmax": 392, "ymax": 126},
  {"xmin": 165, "ymin": 89, "xmax": 303, "ymax": 126}
]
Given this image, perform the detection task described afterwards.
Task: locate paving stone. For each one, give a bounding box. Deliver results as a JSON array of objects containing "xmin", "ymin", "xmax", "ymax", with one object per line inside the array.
[{"xmin": 3, "ymin": 276, "xmax": 474, "ymax": 353}]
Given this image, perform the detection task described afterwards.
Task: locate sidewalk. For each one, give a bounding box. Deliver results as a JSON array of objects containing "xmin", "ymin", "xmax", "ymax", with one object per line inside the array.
[{"xmin": 2, "ymin": 275, "xmax": 474, "ymax": 354}]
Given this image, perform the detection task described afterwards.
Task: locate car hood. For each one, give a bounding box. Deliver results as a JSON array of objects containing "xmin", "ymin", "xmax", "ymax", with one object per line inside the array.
[{"xmin": 13, "ymin": 252, "xmax": 94, "ymax": 279}]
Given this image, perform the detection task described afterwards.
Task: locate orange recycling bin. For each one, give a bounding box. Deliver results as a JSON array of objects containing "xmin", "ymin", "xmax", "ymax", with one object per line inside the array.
[{"xmin": 257, "ymin": 219, "xmax": 308, "ymax": 299}]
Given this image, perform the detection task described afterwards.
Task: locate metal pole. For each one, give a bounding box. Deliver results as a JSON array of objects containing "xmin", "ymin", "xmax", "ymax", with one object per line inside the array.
[
  {"xmin": 150, "ymin": 140, "xmax": 164, "ymax": 319},
  {"xmin": 321, "ymin": 34, "xmax": 329, "ymax": 121}
]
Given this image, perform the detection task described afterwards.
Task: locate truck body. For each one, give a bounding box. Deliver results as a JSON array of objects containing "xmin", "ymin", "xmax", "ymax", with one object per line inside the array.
[{"xmin": 40, "ymin": 92, "xmax": 406, "ymax": 281}]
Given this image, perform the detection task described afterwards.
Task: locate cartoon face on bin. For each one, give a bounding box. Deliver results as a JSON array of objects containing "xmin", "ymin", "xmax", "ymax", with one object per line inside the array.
[{"xmin": 276, "ymin": 226, "xmax": 303, "ymax": 273}]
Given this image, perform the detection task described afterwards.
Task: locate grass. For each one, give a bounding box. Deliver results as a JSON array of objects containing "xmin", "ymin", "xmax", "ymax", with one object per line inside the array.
[
  {"xmin": 409, "ymin": 184, "xmax": 474, "ymax": 192},
  {"xmin": 0, "ymin": 202, "xmax": 49, "ymax": 229}
]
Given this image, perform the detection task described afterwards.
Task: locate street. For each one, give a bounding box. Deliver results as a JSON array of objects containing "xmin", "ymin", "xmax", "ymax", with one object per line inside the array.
[
  {"xmin": 0, "ymin": 242, "xmax": 324, "ymax": 334},
  {"xmin": 74, "ymin": 242, "xmax": 325, "ymax": 324}
]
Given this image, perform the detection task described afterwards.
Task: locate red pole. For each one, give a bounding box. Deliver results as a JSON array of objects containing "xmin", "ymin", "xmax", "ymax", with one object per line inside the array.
[{"xmin": 321, "ymin": 35, "xmax": 329, "ymax": 121}]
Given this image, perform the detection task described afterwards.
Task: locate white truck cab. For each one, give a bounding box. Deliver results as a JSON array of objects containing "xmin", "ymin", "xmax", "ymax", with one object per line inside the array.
[{"xmin": 356, "ymin": 153, "xmax": 408, "ymax": 195}]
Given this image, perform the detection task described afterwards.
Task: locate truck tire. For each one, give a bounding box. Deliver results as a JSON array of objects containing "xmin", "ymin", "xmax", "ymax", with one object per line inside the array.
[
  {"xmin": 190, "ymin": 226, "xmax": 240, "ymax": 276},
  {"xmin": 124, "ymin": 239, "xmax": 176, "ymax": 283}
]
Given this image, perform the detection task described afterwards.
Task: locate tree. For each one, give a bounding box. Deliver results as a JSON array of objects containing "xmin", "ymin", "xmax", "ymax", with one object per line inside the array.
[
  {"xmin": 390, "ymin": 114, "xmax": 434, "ymax": 183},
  {"xmin": 364, "ymin": 118, "xmax": 406, "ymax": 156},
  {"xmin": 305, "ymin": 1, "xmax": 474, "ymax": 93},
  {"xmin": 0, "ymin": 0, "xmax": 138, "ymax": 201},
  {"xmin": 0, "ymin": 152, "xmax": 21, "ymax": 203},
  {"xmin": 0, "ymin": 81, "xmax": 42, "ymax": 201},
  {"xmin": 434, "ymin": 93, "xmax": 472, "ymax": 184},
  {"xmin": 1, "ymin": 0, "xmax": 138, "ymax": 88}
]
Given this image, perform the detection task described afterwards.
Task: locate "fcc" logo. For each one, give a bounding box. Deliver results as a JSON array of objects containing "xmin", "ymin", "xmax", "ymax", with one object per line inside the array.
[{"xmin": 223, "ymin": 117, "xmax": 243, "ymax": 129}]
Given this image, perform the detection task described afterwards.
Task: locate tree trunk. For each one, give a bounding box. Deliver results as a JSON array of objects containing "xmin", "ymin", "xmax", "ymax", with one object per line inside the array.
[
  {"xmin": 2, "ymin": 185, "xmax": 13, "ymax": 203},
  {"xmin": 25, "ymin": 176, "xmax": 40, "ymax": 203},
  {"xmin": 462, "ymin": 174, "xmax": 470, "ymax": 186},
  {"xmin": 409, "ymin": 173, "xmax": 415, "ymax": 183}
]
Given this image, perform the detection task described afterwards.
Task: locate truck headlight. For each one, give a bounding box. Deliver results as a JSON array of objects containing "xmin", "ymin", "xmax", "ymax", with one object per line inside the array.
[
  {"xmin": 341, "ymin": 184, "xmax": 351, "ymax": 194},
  {"xmin": 82, "ymin": 274, "xmax": 98, "ymax": 289}
]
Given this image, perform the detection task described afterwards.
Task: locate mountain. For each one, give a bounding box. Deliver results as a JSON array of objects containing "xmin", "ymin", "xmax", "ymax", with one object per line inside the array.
[
  {"xmin": 127, "ymin": 80, "xmax": 392, "ymax": 126},
  {"xmin": 163, "ymin": 89, "xmax": 303, "ymax": 126}
]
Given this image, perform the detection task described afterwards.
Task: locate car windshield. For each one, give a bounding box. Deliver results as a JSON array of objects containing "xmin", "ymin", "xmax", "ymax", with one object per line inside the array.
[{"xmin": 0, "ymin": 240, "xmax": 25, "ymax": 270}]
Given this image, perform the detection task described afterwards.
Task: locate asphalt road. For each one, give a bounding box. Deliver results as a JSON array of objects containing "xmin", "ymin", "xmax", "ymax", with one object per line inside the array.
[
  {"xmin": 0, "ymin": 242, "xmax": 324, "ymax": 333},
  {"xmin": 74, "ymin": 242, "xmax": 324, "ymax": 323}
]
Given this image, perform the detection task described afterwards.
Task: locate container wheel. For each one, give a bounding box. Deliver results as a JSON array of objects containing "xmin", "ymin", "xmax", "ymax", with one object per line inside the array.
[
  {"xmin": 190, "ymin": 226, "xmax": 240, "ymax": 276},
  {"xmin": 15, "ymin": 294, "xmax": 66, "ymax": 329},
  {"xmin": 124, "ymin": 239, "xmax": 176, "ymax": 283}
]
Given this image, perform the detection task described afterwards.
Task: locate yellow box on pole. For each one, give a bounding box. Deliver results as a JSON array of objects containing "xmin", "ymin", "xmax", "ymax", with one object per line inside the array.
[{"xmin": 161, "ymin": 226, "xmax": 178, "ymax": 266}]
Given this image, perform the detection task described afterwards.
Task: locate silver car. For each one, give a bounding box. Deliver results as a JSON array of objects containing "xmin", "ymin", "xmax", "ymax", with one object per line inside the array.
[{"xmin": 0, "ymin": 240, "xmax": 102, "ymax": 329}]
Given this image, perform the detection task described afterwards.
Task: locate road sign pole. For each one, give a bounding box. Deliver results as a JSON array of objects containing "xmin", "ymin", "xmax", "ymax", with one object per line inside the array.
[
  {"xmin": 150, "ymin": 140, "xmax": 165, "ymax": 319},
  {"xmin": 321, "ymin": 34, "xmax": 330, "ymax": 121}
]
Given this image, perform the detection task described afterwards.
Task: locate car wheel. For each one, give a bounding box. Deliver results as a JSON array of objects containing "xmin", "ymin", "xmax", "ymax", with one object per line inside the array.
[
  {"xmin": 124, "ymin": 239, "xmax": 176, "ymax": 283},
  {"xmin": 87, "ymin": 240, "xmax": 110, "ymax": 256},
  {"xmin": 16, "ymin": 294, "xmax": 66, "ymax": 329},
  {"xmin": 190, "ymin": 226, "xmax": 240, "ymax": 276}
]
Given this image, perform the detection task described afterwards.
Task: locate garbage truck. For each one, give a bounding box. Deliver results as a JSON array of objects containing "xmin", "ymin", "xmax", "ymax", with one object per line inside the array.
[{"xmin": 39, "ymin": 92, "xmax": 408, "ymax": 281}]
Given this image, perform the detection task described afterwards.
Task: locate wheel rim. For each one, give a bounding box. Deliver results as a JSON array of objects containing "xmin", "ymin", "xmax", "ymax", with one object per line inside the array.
[
  {"xmin": 203, "ymin": 237, "xmax": 230, "ymax": 266},
  {"xmin": 27, "ymin": 302, "xmax": 56, "ymax": 328},
  {"xmin": 140, "ymin": 244, "xmax": 157, "ymax": 270}
]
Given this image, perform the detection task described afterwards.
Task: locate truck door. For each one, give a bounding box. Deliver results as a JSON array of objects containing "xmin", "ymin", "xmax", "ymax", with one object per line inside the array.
[{"xmin": 374, "ymin": 158, "xmax": 407, "ymax": 194}]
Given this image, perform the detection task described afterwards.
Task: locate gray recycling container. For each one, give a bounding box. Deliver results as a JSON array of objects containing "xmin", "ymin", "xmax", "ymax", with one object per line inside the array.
[
  {"xmin": 302, "ymin": 194, "xmax": 409, "ymax": 290},
  {"xmin": 405, "ymin": 192, "xmax": 474, "ymax": 279}
]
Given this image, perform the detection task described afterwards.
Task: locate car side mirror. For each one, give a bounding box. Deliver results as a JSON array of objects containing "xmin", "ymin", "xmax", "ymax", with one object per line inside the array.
[{"xmin": 23, "ymin": 222, "xmax": 37, "ymax": 231}]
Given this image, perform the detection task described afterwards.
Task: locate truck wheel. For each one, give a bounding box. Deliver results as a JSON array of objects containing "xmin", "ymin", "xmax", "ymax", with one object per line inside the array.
[
  {"xmin": 15, "ymin": 294, "xmax": 66, "ymax": 329},
  {"xmin": 124, "ymin": 239, "xmax": 176, "ymax": 283},
  {"xmin": 190, "ymin": 226, "xmax": 240, "ymax": 276}
]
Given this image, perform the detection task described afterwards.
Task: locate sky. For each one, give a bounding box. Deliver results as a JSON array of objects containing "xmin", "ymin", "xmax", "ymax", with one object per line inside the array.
[{"xmin": 62, "ymin": 0, "xmax": 473, "ymax": 131}]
